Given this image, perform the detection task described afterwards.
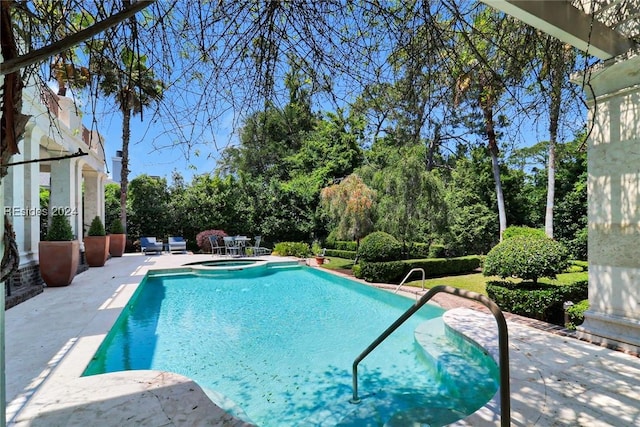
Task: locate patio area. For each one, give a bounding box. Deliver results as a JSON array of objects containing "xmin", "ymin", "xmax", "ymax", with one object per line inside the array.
[{"xmin": 5, "ymin": 253, "xmax": 640, "ymax": 426}]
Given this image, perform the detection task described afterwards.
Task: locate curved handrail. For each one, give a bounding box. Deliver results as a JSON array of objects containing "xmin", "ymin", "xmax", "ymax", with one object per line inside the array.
[
  {"xmin": 350, "ymin": 285, "xmax": 510, "ymax": 427},
  {"xmin": 393, "ymin": 267, "xmax": 425, "ymax": 294}
]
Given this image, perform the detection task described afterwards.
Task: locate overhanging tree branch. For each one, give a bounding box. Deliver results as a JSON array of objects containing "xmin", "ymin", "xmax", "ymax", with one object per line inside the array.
[{"xmin": 0, "ymin": 0, "xmax": 155, "ymax": 75}]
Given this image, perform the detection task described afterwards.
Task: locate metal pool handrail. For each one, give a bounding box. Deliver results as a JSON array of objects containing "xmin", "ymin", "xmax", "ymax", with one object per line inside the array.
[
  {"xmin": 393, "ymin": 267, "xmax": 426, "ymax": 293},
  {"xmin": 349, "ymin": 285, "xmax": 510, "ymax": 427}
]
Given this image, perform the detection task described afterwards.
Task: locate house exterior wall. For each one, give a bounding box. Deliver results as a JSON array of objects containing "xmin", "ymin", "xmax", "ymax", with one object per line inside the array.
[
  {"xmin": 3, "ymin": 81, "xmax": 108, "ymax": 307},
  {"xmin": 578, "ymin": 53, "xmax": 640, "ymax": 353}
]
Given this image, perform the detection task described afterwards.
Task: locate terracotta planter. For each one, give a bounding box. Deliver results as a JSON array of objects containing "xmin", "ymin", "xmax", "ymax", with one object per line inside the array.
[
  {"xmin": 109, "ymin": 233, "xmax": 126, "ymax": 257},
  {"xmin": 84, "ymin": 235, "xmax": 110, "ymax": 267},
  {"xmin": 39, "ymin": 240, "xmax": 80, "ymax": 287},
  {"xmin": 315, "ymin": 256, "xmax": 325, "ymax": 265}
]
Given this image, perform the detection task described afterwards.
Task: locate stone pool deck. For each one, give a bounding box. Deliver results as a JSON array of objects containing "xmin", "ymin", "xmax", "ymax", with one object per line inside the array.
[{"xmin": 5, "ymin": 253, "xmax": 640, "ymax": 426}]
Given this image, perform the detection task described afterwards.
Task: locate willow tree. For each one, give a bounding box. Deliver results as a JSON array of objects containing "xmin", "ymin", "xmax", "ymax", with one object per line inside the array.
[{"xmin": 320, "ymin": 174, "xmax": 375, "ymax": 245}]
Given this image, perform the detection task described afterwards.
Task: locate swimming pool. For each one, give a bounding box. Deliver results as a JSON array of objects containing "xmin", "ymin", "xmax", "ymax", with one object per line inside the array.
[{"xmin": 84, "ymin": 264, "xmax": 498, "ymax": 426}]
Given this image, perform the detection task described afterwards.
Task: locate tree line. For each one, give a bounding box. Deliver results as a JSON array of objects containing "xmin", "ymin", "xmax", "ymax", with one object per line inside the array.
[{"xmin": 107, "ymin": 70, "xmax": 587, "ymax": 259}]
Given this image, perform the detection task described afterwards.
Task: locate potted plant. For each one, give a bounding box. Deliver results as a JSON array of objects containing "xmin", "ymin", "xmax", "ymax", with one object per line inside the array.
[
  {"xmin": 84, "ymin": 216, "xmax": 110, "ymax": 267},
  {"xmin": 108, "ymin": 219, "xmax": 126, "ymax": 257},
  {"xmin": 312, "ymin": 240, "xmax": 325, "ymax": 265},
  {"xmin": 39, "ymin": 211, "xmax": 80, "ymax": 287}
]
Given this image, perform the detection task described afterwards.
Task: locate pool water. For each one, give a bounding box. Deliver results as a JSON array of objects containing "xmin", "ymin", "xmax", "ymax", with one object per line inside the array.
[{"xmin": 84, "ymin": 266, "xmax": 498, "ymax": 426}]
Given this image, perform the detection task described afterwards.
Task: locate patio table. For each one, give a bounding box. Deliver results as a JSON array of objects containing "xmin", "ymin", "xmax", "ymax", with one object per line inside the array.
[{"xmin": 233, "ymin": 236, "xmax": 251, "ymax": 256}]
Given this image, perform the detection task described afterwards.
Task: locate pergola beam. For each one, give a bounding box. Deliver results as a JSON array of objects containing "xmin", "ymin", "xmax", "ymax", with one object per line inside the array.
[{"xmin": 482, "ymin": 0, "xmax": 637, "ymax": 59}]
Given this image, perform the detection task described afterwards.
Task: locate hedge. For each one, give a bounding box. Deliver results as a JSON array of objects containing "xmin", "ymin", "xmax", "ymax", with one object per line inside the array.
[
  {"xmin": 486, "ymin": 280, "xmax": 588, "ymax": 325},
  {"xmin": 325, "ymin": 249, "xmax": 357, "ymax": 260},
  {"xmin": 354, "ymin": 256, "xmax": 482, "ymax": 283},
  {"xmin": 334, "ymin": 241, "xmax": 358, "ymax": 251}
]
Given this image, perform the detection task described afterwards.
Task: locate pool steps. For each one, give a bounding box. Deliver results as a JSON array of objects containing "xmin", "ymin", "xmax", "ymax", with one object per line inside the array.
[{"xmin": 147, "ymin": 259, "xmax": 302, "ymax": 278}]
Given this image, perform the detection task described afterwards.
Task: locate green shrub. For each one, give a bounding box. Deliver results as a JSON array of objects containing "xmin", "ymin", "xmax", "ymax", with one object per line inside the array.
[
  {"xmin": 356, "ymin": 256, "xmax": 482, "ymax": 283},
  {"xmin": 406, "ymin": 242, "xmax": 430, "ymax": 259},
  {"xmin": 46, "ymin": 212, "xmax": 74, "ymax": 241},
  {"xmin": 428, "ymin": 244, "xmax": 447, "ymax": 258},
  {"xmin": 357, "ymin": 261, "xmax": 406, "ymax": 283},
  {"xmin": 566, "ymin": 299, "xmax": 589, "ymax": 329},
  {"xmin": 109, "ymin": 219, "xmax": 125, "ymax": 234},
  {"xmin": 483, "ymin": 236, "xmax": 569, "ymax": 285},
  {"xmin": 352, "ymin": 263, "xmax": 362, "ymax": 278},
  {"xmin": 325, "ymin": 249, "xmax": 357, "ymax": 260},
  {"xmin": 273, "ymin": 241, "xmax": 311, "ymax": 258},
  {"xmin": 88, "ymin": 216, "xmax": 106, "ymax": 236},
  {"xmin": 502, "ymin": 226, "xmax": 546, "ymax": 239},
  {"xmin": 335, "ymin": 241, "xmax": 358, "ymax": 251},
  {"xmin": 568, "ymin": 260, "xmax": 588, "ymax": 272},
  {"xmin": 567, "ymin": 227, "xmax": 588, "ymax": 261},
  {"xmin": 358, "ymin": 232, "xmax": 402, "ymax": 262},
  {"xmin": 486, "ymin": 280, "xmax": 587, "ymax": 324}
]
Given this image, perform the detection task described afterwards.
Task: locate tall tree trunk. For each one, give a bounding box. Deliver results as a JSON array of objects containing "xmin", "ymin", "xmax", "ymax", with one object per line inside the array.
[
  {"xmin": 483, "ymin": 104, "xmax": 507, "ymax": 240},
  {"xmin": 545, "ymin": 45, "xmax": 564, "ymax": 239},
  {"xmin": 120, "ymin": 103, "xmax": 131, "ymax": 233},
  {"xmin": 545, "ymin": 131, "xmax": 557, "ymax": 239},
  {"xmin": 426, "ymin": 123, "xmax": 440, "ymax": 172}
]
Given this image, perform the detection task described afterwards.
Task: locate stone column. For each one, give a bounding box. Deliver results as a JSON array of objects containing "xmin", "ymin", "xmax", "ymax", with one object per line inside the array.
[
  {"xmin": 577, "ymin": 52, "xmax": 640, "ymax": 353},
  {"xmin": 2, "ymin": 148, "xmax": 24, "ymax": 256},
  {"xmin": 83, "ymin": 169, "xmax": 107, "ymax": 227},
  {"xmin": 23, "ymin": 125, "xmax": 40, "ymax": 263},
  {"xmin": 49, "ymin": 157, "xmax": 82, "ymax": 238}
]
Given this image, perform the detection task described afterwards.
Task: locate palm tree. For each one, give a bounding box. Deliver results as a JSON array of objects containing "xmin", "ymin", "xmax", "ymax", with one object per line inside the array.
[
  {"xmin": 450, "ymin": 7, "xmax": 534, "ymax": 240},
  {"xmin": 91, "ymin": 46, "xmax": 164, "ymax": 233}
]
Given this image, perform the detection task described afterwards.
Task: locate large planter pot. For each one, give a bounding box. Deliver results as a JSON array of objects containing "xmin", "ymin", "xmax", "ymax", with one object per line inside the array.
[
  {"xmin": 84, "ymin": 235, "xmax": 110, "ymax": 267},
  {"xmin": 109, "ymin": 233, "xmax": 126, "ymax": 257},
  {"xmin": 39, "ymin": 240, "xmax": 80, "ymax": 287}
]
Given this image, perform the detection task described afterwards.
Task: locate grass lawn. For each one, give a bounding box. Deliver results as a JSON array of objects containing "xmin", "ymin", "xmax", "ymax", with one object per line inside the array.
[{"xmin": 323, "ymin": 257, "xmax": 588, "ymax": 296}]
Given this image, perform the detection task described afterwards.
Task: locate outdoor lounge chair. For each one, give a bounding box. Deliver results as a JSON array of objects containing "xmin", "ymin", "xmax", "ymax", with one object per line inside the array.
[
  {"xmin": 209, "ymin": 235, "xmax": 224, "ymax": 255},
  {"xmin": 140, "ymin": 236, "xmax": 164, "ymax": 254},
  {"xmin": 248, "ymin": 235, "xmax": 271, "ymax": 256},
  {"xmin": 168, "ymin": 236, "xmax": 187, "ymax": 253}
]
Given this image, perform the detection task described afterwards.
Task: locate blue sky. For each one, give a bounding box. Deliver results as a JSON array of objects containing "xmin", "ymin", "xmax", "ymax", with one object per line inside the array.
[{"xmin": 81, "ymin": 95, "xmax": 239, "ymax": 184}]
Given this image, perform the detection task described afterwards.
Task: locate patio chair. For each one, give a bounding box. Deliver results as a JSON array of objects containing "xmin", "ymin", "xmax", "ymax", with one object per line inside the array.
[
  {"xmin": 168, "ymin": 236, "xmax": 187, "ymax": 253},
  {"xmin": 248, "ymin": 235, "xmax": 272, "ymax": 256},
  {"xmin": 223, "ymin": 236, "xmax": 240, "ymax": 256},
  {"xmin": 140, "ymin": 236, "xmax": 163, "ymax": 254},
  {"xmin": 209, "ymin": 235, "xmax": 224, "ymax": 255}
]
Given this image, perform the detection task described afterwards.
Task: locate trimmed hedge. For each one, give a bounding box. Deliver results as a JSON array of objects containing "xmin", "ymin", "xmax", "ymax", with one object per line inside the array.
[
  {"xmin": 325, "ymin": 249, "xmax": 357, "ymax": 260},
  {"xmin": 354, "ymin": 256, "xmax": 482, "ymax": 283},
  {"xmin": 486, "ymin": 280, "xmax": 588, "ymax": 325},
  {"xmin": 407, "ymin": 242, "xmax": 430, "ymax": 259},
  {"xmin": 335, "ymin": 241, "xmax": 358, "ymax": 251}
]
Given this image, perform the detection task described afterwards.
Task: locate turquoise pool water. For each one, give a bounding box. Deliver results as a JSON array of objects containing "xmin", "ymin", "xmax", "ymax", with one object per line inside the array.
[{"xmin": 84, "ymin": 265, "xmax": 498, "ymax": 426}]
